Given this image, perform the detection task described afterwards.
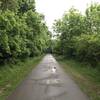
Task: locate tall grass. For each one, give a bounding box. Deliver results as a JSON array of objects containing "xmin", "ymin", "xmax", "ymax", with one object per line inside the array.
[
  {"xmin": 56, "ymin": 56, "xmax": 100, "ymax": 100},
  {"xmin": 0, "ymin": 56, "xmax": 43, "ymax": 100}
]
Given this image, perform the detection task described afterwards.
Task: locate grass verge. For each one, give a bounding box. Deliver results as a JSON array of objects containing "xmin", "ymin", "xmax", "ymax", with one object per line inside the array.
[
  {"xmin": 55, "ymin": 56, "xmax": 100, "ymax": 100},
  {"xmin": 0, "ymin": 56, "xmax": 43, "ymax": 100}
]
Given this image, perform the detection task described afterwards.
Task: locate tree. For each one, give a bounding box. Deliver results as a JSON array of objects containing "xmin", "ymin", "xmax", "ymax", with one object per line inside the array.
[
  {"xmin": 18, "ymin": 0, "xmax": 35, "ymax": 14},
  {"xmin": 85, "ymin": 3, "xmax": 100, "ymax": 34},
  {"xmin": 53, "ymin": 7, "xmax": 85, "ymax": 57},
  {"xmin": 0, "ymin": 0, "xmax": 18, "ymax": 12},
  {"xmin": 0, "ymin": 0, "xmax": 51, "ymax": 63},
  {"xmin": 53, "ymin": 4, "xmax": 100, "ymax": 66}
]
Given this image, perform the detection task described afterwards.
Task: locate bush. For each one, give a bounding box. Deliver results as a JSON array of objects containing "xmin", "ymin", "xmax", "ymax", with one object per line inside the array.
[{"xmin": 74, "ymin": 34, "xmax": 100, "ymax": 66}]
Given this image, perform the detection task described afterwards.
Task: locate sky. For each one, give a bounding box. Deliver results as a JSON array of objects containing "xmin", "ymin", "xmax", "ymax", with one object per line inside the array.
[{"xmin": 36, "ymin": 0, "xmax": 100, "ymax": 32}]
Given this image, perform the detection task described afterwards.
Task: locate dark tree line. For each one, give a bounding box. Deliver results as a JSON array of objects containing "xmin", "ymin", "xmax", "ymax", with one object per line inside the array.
[
  {"xmin": 53, "ymin": 3, "xmax": 100, "ymax": 67},
  {"xmin": 0, "ymin": 0, "xmax": 51, "ymax": 64}
]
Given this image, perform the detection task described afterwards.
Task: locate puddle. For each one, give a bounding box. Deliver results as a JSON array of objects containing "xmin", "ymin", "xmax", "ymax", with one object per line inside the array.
[
  {"xmin": 46, "ymin": 79, "xmax": 60, "ymax": 85},
  {"xmin": 38, "ymin": 78, "xmax": 64, "ymax": 87}
]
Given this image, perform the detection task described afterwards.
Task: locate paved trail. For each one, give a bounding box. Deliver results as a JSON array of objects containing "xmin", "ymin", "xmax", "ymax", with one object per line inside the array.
[{"xmin": 7, "ymin": 54, "xmax": 89, "ymax": 100}]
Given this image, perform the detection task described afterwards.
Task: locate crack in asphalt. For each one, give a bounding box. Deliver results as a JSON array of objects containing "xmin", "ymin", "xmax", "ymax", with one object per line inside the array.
[{"xmin": 7, "ymin": 54, "xmax": 89, "ymax": 100}]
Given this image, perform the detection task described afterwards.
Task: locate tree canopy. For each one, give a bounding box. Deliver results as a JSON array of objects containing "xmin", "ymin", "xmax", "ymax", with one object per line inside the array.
[
  {"xmin": 0, "ymin": 0, "xmax": 51, "ymax": 64},
  {"xmin": 53, "ymin": 3, "xmax": 100, "ymax": 67}
]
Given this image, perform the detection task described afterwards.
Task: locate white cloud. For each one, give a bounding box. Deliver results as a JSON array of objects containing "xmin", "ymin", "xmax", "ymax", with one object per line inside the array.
[{"xmin": 36, "ymin": 0, "xmax": 100, "ymax": 31}]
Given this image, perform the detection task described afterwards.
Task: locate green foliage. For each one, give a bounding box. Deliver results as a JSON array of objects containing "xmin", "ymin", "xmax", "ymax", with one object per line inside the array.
[
  {"xmin": 0, "ymin": 0, "xmax": 51, "ymax": 64},
  {"xmin": 0, "ymin": 0, "xmax": 18, "ymax": 12},
  {"xmin": 0, "ymin": 56, "xmax": 42, "ymax": 100},
  {"xmin": 53, "ymin": 7, "xmax": 85, "ymax": 56},
  {"xmin": 74, "ymin": 34, "xmax": 100, "ymax": 66},
  {"xmin": 86, "ymin": 3, "xmax": 100, "ymax": 33},
  {"xmin": 18, "ymin": 0, "xmax": 35, "ymax": 14},
  {"xmin": 57, "ymin": 57, "xmax": 100, "ymax": 100},
  {"xmin": 53, "ymin": 4, "xmax": 100, "ymax": 66}
]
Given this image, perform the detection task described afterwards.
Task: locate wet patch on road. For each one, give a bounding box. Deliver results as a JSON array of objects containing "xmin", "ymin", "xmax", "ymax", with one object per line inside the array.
[
  {"xmin": 7, "ymin": 54, "xmax": 89, "ymax": 100},
  {"xmin": 29, "ymin": 65, "xmax": 67, "ymax": 100}
]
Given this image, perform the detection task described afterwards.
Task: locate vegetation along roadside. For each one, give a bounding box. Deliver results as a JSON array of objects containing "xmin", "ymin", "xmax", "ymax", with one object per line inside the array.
[
  {"xmin": 55, "ymin": 56, "xmax": 100, "ymax": 100},
  {"xmin": 0, "ymin": 56, "xmax": 43, "ymax": 100}
]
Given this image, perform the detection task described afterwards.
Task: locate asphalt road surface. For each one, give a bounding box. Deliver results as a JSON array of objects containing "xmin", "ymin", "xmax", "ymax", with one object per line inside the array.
[{"xmin": 7, "ymin": 54, "xmax": 89, "ymax": 100}]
